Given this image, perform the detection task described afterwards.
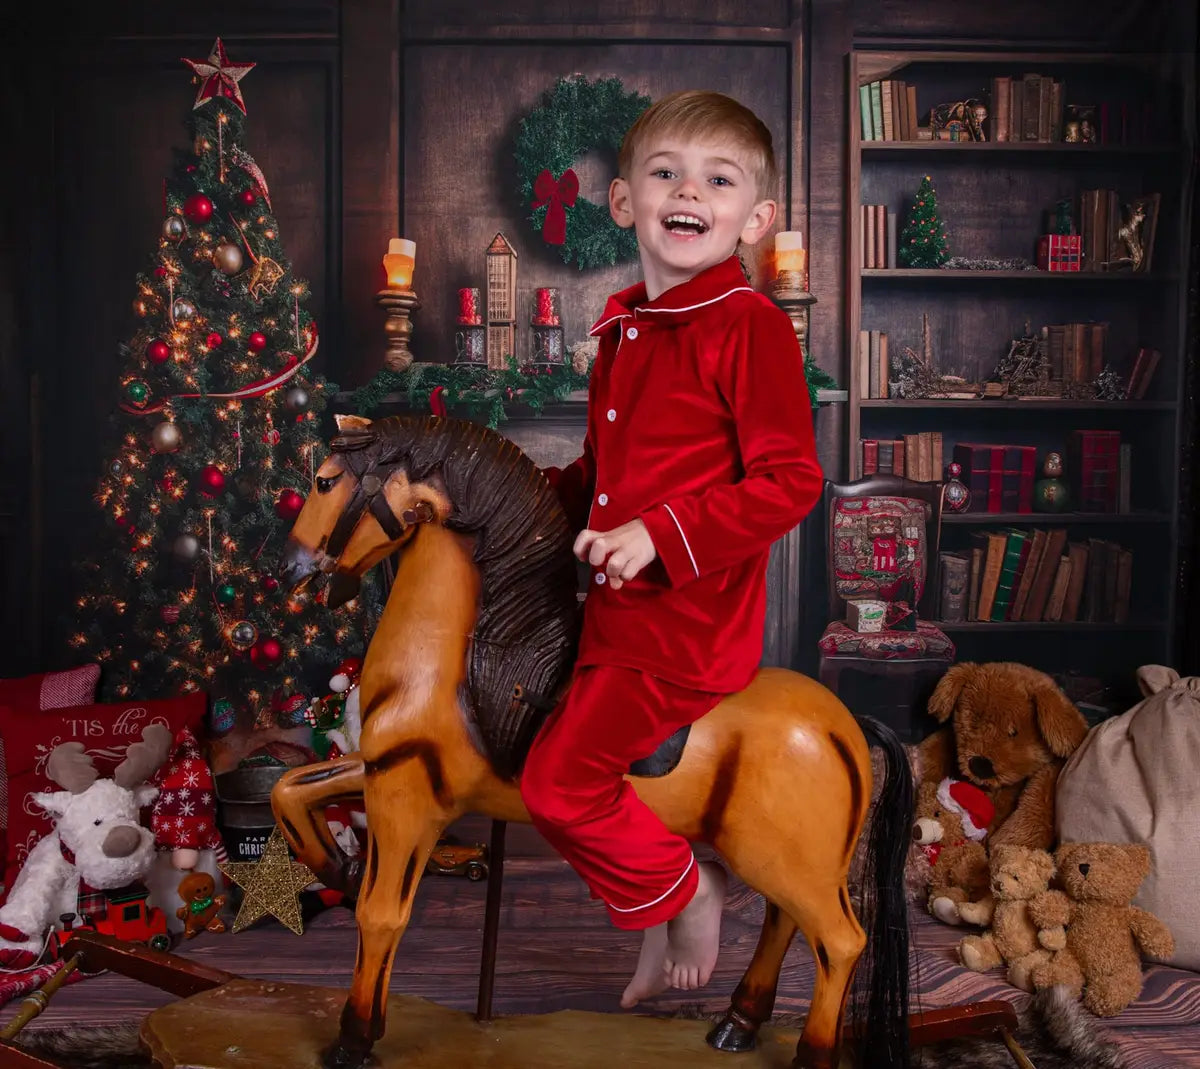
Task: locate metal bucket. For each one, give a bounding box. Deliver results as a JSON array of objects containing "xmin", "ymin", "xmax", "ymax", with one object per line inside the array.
[{"xmin": 214, "ymin": 765, "xmax": 288, "ymax": 863}]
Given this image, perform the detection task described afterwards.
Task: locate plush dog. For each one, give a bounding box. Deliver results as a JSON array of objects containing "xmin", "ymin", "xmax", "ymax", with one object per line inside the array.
[
  {"xmin": 913, "ymin": 778, "xmax": 994, "ymax": 926},
  {"xmin": 1030, "ymin": 842, "xmax": 1173, "ymax": 1017},
  {"xmin": 918, "ymin": 662, "xmax": 1089, "ymax": 850},
  {"xmin": 175, "ymin": 871, "xmax": 227, "ymax": 938}
]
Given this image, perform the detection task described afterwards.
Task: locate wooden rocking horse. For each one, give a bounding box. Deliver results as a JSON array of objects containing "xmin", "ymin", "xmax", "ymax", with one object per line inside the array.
[{"xmin": 265, "ymin": 414, "xmax": 1013, "ymax": 1069}]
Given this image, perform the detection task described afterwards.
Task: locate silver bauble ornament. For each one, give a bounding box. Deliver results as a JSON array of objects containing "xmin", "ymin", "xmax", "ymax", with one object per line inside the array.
[
  {"xmin": 172, "ymin": 298, "xmax": 197, "ymax": 322},
  {"xmin": 284, "ymin": 386, "xmax": 309, "ymax": 413},
  {"xmin": 230, "ymin": 621, "xmax": 258, "ymax": 650},
  {"xmin": 212, "ymin": 242, "xmax": 244, "ymax": 276},
  {"xmin": 151, "ymin": 421, "xmax": 183, "ymax": 453},
  {"xmin": 172, "ymin": 533, "xmax": 200, "ymax": 561},
  {"xmin": 162, "ymin": 216, "xmax": 186, "ymax": 241},
  {"xmin": 110, "ymin": 460, "xmax": 123, "ymax": 477}
]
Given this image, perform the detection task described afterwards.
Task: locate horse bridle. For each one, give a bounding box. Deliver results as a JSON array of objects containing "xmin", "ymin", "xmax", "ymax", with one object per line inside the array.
[{"xmin": 319, "ymin": 449, "xmax": 435, "ymax": 574}]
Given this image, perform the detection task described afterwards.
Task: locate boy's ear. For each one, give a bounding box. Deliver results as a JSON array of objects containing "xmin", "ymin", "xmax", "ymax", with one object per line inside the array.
[
  {"xmin": 609, "ymin": 177, "xmax": 635, "ymax": 229},
  {"xmin": 739, "ymin": 198, "xmax": 777, "ymax": 246}
]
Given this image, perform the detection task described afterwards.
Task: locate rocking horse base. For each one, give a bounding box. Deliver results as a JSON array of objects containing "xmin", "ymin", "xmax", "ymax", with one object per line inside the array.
[{"xmin": 141, "ymin": 980, "xmax": 811, "ymax": 1068}]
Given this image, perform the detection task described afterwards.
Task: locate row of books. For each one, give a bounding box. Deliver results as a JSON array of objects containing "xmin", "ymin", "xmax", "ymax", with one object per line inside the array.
[
  {"xmin": 858, "ymin": 80, "xmax": 921, "ymax": 142},
  {"xmin": 1044, "ymin": 322, "xmax": 1107, "ymax": 385},
  {"xmin": 857, "ymin": 330, "xmax": 890, "ymax": 399},
  {"xmin": 938, "ymin": 530, "xmax": 1133, "ymax": 624},
  {"xmin": 860, "ymin": 432, "xmax": 943, "ymax": 483},
  {"xmin": 989, "ymin": 75, "xmax": 1065, "ymax": 144},
  {"xmin": 861, "ymin": 205, "xmax": 897, "ymax": 268}
]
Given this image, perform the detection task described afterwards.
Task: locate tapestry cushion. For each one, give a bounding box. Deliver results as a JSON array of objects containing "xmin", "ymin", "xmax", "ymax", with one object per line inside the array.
[
  {"xmin": 831, "ymin": 496, "xmax": 930, "ymax": 605},
  {"xmin": 819, "ymin": 620, "xmax": 955, "ymax": 661},
  {"xmin": 0, "ymin": 666, "xmax": 102, "ymax": 840},
  {"xmin": 0, "ymin": 693, "xmax": 206, "ymax": 905}
]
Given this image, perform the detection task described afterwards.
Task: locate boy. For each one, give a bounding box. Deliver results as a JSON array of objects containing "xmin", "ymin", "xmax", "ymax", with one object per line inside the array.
[{"xmin": 521, "ymin": 90, "xmax": 824, "ymax": 1009}]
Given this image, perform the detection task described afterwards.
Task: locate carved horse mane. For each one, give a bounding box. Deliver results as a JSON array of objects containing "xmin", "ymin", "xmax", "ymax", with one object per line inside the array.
[{"xmin": 329, "ymin": 415, "xmax": 580, "ymax": 779}]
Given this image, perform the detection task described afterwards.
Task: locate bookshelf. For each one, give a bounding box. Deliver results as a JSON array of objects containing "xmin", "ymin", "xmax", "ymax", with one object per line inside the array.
[{"xmin": 846, "ymin": 49, "xmax": 1192, "ymax": 692}]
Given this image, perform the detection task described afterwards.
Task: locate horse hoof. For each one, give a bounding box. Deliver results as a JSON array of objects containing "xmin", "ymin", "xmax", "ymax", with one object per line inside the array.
[
  {"xmin": 707, "ymin": 1014, "xmax": 758, "ymax": 1053},
  {"xmin": 321, "ymin": 1042, "xmax": 374, "ymax": 1069}
]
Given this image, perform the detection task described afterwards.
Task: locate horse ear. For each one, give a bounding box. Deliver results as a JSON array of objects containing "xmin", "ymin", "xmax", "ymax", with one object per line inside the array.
[{"xmin": 334, "ymin": 414, "xmax": 373, "ymax": 433}]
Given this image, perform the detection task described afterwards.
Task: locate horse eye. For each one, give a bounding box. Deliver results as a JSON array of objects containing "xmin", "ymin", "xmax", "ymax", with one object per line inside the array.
[{"xmin": 316, "ymin": 475, "xmax": 336, "ymax": 494}]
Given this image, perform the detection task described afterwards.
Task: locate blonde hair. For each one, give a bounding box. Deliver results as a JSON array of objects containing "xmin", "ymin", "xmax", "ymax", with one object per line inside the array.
[{"xmin": 618, "ymin": 90, "xmax": 778, "ymax": 197}]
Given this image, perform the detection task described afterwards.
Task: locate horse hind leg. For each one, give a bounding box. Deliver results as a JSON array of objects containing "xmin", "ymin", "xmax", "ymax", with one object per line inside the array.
[
  {"xmin": 324, "ymin": 763, "xmax": 445, "ymax": 1069},
  {"xmin": 272, "ymin": 756, "xmax": 366, "ymax": 897},
  {"xmin": 708, "ymin": 901, "xmax": 798, "ymax": 1052}
]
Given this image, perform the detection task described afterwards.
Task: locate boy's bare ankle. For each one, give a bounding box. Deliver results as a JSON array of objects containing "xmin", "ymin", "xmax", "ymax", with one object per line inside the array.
[{"xmin": 663, "ymin": 861, "xmax": 727, "ymax": 992}]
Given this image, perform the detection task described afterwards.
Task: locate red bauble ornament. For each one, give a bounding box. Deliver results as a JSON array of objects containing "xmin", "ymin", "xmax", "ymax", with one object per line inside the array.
[
  {"xmin": 160, "ymin": 604, "xmax": 181, "ymax": 625},
  {"xmin": 263, "ymin": 428, "xmax": 281, "ymax": 445},
  {"xmin": 154, "ymin": 266, "xmax": 168, "ymax": 278},
  {"xmin": 247, "ymin": 332, "xmax": 268, "ymax": 353},
  {"xmin": 146, "ymin": 339, "xmax": 171, "ymax": 364},
  {"xmin": 260, "ymin": 574, "xmax": 280, "ymax": 593},
  {"xmin": 239, "ymin": 189, "xmax": 256, "ymax": 206},
  {"xmin": 274, "ymin": 488, "xmax": 305, "ymax": 521},
  {"xmin": 183, "ymin": 193, "xmax": 214, "ymax": 223},
  {"xmin": 198, "ymin": 464, "xmax": 226, "ymax": 496},
  {"xmin": 185, "ymin": 164, "xmax": 197, "ymax": 174},
  {"xmin": 250, "ymin": 636, "xmax": 283, "ymax": 668},
  {"xmin": 206, "ymin": 332, "xmax": 223, "ymax": 349}
]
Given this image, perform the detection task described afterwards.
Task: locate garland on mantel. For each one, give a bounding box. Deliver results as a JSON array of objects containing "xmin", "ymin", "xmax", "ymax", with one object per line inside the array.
[{"xmin": 352, "ymin": 351, "xmax": 838, "ymax": 429}]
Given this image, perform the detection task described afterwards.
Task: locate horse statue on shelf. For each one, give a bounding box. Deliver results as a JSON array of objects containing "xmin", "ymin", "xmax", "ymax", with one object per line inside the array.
[{"xmin": 275, "ymin": 413, "xmax": 914, "ymax": 1069}]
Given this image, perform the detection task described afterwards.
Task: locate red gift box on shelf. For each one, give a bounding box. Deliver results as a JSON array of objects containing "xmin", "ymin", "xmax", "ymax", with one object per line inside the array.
[{"xmin": 1037, "ymin": 234, "xmax": 1082, "ymax": 272}]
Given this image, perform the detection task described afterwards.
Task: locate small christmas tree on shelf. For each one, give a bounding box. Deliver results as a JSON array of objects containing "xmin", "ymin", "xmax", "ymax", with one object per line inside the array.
[
  {"xmin": 71, "ymin": 39, "xmax": 375, "ymax": 728},
  {"xmin": 898, "ymin": 174, "xmax": 950, "ymax": 269}
]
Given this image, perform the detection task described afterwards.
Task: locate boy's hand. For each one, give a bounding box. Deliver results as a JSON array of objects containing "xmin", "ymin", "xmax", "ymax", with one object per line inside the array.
[{"xmin": 574, "ymin": 519, "xmax": 657, "ymax": 590}]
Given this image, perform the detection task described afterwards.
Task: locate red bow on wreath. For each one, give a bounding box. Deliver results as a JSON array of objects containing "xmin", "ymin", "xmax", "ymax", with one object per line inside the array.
[{"xmin": 531, "ymin": 168, "xmax": 579, "ymax": 246}]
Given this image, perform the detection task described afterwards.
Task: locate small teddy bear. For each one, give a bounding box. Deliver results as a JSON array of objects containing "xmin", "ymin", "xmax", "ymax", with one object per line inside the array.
[
  {"xmin": 1030, "ymin": 842, "xmax": 1173, "ymax": 1017},
  {"xmin": 913, "ymin": 778, "xmax": 995, "ymax": 926},
  {"xmin": 958, "ymin": 844, "xmax": 1065, "ymax": 992},
  {"xmin": 175, "ymin": 871, "xmax": 227, "ymax": 938}
]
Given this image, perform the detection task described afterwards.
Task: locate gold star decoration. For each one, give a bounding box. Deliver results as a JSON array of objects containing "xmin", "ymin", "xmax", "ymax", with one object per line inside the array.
[
  {"xmin": 182, "ymin": 38, "xmax": 256, "ymax": 115},
  {"xmin": 219, "ymin": 826, "xmax": 315, "ymax": 935},
  {"xmin": 245, "ymin": 255, "xmax": 285, "ymax": 299}
]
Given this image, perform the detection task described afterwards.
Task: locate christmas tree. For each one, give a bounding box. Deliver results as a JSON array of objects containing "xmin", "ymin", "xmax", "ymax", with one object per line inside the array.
[
  {"xmin": 898, "ymin": 174, "xmax": 950, "ymax": 268},
  {"xmin": 71, "ymin": 39, "xmax": 374, "ymax": 729}
]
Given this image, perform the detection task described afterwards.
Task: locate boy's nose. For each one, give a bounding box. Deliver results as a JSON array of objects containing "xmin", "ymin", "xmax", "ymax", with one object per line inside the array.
[{"xmin": 673, "ymin": 178, "xmax": 702, "ymax": 200}]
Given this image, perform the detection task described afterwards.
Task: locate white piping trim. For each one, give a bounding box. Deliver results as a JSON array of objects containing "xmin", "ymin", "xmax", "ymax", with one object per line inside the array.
[
  {"xmin": 663, "ymin": 504, "xmax": 700, "ymax": 579},
  {"xmin": 608, "ymin": 855, "xmax": 696, "ymax": 913},
  {"xmin": 635, "ymin": 286, "xmax": 753, "ymax": 315},
  {"xmin": 589, "ymin": 312, "xmax": 633, "ymax": 337}
]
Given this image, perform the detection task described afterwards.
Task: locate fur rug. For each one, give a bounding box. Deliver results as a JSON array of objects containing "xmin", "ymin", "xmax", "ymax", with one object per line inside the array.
[{"xmin": 13, "ymin": 988, "xmax": 1125, "ymax": 1069}]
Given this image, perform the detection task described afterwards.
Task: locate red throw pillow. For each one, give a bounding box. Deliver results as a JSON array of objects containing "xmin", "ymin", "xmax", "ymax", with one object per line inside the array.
[
  {"xmin": 0, "ymin": 693, "xmax": 206, "ymax": 905},
  {"xmin": 0, "ymin": 666, "xmax": 102, "ymax": 838}
]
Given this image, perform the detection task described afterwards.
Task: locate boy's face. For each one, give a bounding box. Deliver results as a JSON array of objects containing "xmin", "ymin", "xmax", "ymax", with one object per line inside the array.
[{"xmin": 609, "ymin": 135, "xmax": 776, "ymax": 298}]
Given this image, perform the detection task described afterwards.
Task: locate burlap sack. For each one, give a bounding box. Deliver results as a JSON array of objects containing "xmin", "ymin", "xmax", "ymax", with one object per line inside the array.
[{"xmin": 1056, "ymin": 664, "xmax": 1200, "ymax": 970}]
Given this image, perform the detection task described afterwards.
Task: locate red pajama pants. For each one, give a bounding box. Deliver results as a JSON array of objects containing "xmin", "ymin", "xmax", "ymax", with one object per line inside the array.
[{"xmin": 519, "ymin": 665, "xmax": 723, "ymax": 930}]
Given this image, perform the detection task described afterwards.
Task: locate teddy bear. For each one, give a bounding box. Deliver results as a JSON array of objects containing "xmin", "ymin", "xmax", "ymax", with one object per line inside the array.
[
  {"xmin": 913, "ymin": 778, "xmax": 995, "ymax": 926},
  {"xmin": 957, "ymin": 844, "xmax": 1065, "ymax": 992},
  {"xmin": 917, "ymin": 662, "xmax": 1089, "ymax": 850},
  {"xmin": 175, "ymin": 871, "xmax": 227, "ymax": 938},
  {"xmin": 1029, "ymin": 842, "xmax": 1173, "ymax": 1017}
]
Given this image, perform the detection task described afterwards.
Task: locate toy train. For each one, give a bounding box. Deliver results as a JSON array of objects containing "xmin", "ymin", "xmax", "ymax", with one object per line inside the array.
[{"xmin": 48, "ymin": 885, "xmax": 171, "ymax": 959}]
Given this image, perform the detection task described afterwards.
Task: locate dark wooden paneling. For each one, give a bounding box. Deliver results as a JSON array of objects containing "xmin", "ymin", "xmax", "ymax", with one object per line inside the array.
[
  {"xmin": 401, "ymin": 42, "xmax": 790, "ymax": 368},
  {"xmin": 70, "ymin": 2, "xmax": 339, "ymax": 40}
]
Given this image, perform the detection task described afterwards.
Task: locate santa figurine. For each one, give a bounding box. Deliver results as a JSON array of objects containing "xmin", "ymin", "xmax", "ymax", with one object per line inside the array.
[{"xmin": 306, "ymin": 657, "xmax": 363, "ymax": 760}]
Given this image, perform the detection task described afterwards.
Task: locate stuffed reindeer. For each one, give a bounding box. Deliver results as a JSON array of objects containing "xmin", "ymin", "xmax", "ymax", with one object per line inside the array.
[{"xmin": 0, "ymin": 723, "xmax": 172, "ymax": 968}]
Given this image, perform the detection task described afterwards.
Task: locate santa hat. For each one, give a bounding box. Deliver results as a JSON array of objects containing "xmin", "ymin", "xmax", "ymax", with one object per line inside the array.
[{"xmin": 936, "ymin": 777, "xmax": 994, "ymax": 842}]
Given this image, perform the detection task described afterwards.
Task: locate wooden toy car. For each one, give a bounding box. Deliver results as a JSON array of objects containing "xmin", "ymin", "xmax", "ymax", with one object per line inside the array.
[{"xmin": 425, "ymin": 839, "xmax": 488, "ymax": 881}]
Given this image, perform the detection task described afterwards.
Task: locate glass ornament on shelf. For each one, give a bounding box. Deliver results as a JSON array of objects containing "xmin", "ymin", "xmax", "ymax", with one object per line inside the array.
[{"xmin": 943, "ymin": 462, "xmax": 971, "ymax": 513}]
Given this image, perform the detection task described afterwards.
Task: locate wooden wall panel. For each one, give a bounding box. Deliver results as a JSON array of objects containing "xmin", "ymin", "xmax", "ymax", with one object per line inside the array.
[{"xmin": 401, "ymin": 42, "xmax": 790, "ymax": 368}]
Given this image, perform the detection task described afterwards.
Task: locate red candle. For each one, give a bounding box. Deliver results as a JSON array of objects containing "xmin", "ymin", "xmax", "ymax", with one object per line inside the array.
[
  {"xmin": 533, "ymin": 287, "xmax": 560, "ymax": 326},
  {"xmin": 457, "ymin": 287, "xmax": 482, "ymax": 325}
]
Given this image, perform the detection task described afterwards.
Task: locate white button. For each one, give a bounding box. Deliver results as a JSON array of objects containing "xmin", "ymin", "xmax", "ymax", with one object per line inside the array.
[
  {"xmin": 595, "ymin": 572, "xmax": 607, "ymax": 585},
  {"xmin": 597, "ymin": 493, "xmax": 609, "ymax": 506},
  {"xmin": 626, "ymin": 326, "xmax": 639, "ymax": 339},
  {"xmin": 606, "ymin": 408, "xmax": 616, "ymax": 422}
]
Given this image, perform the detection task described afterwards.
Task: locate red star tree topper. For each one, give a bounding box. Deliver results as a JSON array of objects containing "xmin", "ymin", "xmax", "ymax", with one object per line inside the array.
[{"xmin": 182, "ymin": 38, "xmax": 255, "ymax": 115}]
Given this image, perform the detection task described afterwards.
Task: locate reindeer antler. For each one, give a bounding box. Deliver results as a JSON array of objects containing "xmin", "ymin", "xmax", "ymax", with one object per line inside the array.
[
  {"xmin": 45, "ymin": 741, "xmax": 99, "ymax": 794},
  {"xmin": 112, "ymin": 723, "xmax": 174, "ymax": 788}
]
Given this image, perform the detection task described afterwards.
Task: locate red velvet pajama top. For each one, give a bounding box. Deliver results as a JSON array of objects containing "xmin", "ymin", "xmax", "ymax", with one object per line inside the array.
[{"xmin": 544, "ymin": 256, "xmax": 824, "ymax": 693}]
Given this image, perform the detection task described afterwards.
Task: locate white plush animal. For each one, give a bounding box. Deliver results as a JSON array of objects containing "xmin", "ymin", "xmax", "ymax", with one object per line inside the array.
[{"xmin": 0, "ymin": 724, "xmax": 172, "ymax": 968}]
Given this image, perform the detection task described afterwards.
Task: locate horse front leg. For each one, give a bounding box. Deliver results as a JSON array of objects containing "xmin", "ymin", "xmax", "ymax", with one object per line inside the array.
[
  {"xmin": 324, "ymin": 764, "xmax": 445, "ymax": 1069},
  {"xmin": 708, "ymin": 901, "xmax": 798, "ymax": 1052},
  {"xmin": 273, "ymin": 756, "xmax": 366, "ymax": 897}
]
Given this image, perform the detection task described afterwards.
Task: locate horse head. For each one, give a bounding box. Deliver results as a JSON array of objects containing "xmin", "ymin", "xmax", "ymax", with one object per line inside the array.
[{"xmin": 279, "ymin": 414, "xmax": 446, "ymax": 607}]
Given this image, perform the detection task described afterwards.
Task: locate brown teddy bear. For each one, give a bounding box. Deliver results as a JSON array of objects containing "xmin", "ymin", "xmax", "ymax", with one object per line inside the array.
[
  {"xmin": 918, "ymin": 662, "xmax": 1089, "ymax": 850},
  {"xmin": 913, "ymin": 778, "xmax": 995, "ymax": 926},
  {"xmin": 958, "ymin": 845, "xmax": 1065, "ymax": 992},
  {"xmin": 175, "ymin": 871, "xmax": 227, "ymax": 938},
  {"xmin": 1030, "ymin": 842, "xmax": 1174, "ymax": 1017}
]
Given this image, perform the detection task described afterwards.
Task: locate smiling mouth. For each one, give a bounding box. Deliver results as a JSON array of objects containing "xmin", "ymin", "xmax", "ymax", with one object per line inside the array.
[{"xmin": 662, "ymin": 213, "xmax": 709, "ymax": 236}]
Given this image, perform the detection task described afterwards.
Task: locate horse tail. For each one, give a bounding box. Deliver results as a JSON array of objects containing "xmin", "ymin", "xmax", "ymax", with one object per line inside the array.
[{"xmin": 850, "ymin": 715, "xmax": 914, "ymax": 1069}]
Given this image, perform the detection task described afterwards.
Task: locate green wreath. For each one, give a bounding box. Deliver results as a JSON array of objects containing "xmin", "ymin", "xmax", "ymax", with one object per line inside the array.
[{"xmin": 515, "ymin": 76, "xmax": 651, "ymax": 271}]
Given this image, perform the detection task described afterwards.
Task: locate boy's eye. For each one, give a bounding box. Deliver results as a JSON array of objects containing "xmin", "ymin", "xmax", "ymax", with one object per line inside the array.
[
  {"xmin": 710, "ymin": 176, "xmax": 732, "ymax": 187},
  {"xmin": 652, "ymin": 168, "xmax": 676, "ymax": 180}
]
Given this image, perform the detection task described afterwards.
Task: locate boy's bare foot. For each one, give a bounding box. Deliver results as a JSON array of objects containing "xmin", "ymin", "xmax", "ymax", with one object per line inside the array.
[
  {"xmin": 664, "ymin": 861, "xmax": 727, "ymax": 991},
  {"xmin": 620, "ymin": 923, "xmax": 669, "ymax": 1008}
]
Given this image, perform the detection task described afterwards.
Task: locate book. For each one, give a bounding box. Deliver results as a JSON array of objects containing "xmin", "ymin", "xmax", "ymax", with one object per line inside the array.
[
  {"xmin": 1069, "ymin": 430, "xmax": 1120, "ymax": 513},
  {"xmin": 881, "ymin": 80, "xmax": 895, "ymax": 140},
  {"xmin": 1062, "ymin": 541, "xmax": 1090, "ymax": 622},
  {"xmin": 1022, "ymin": 527, "xmax": 1068, "ymax": 621},
  {"xmin": 967, "ymin": 545, "xmax": 985, "ymax": 622},
  {"xmin": 990, "ymin": 529, "xmax": 1029, "ymax": 621},
  {"xmin": 937, "ymin": 551, "xmax": 970, "ymax": 623},
  {"xmin": 858, "ymin": 330, "xmax": 870, "ymax": 399},
  {"xmin": 1118, "ymin": 443, "xmax": 1132, "ymax": 513},
  {"xmin": 1043, "ymin": 556, "xmax": 1073, "ymax": 622},
  {"xmin": 976, "ymin": 531, "xmax": 1010, "ymax": 621},
  {"xmin": 870, "ymin": 82, "xmax": 884, "ymax": 144},
  {"xmin": 1114, "ymin": 548, "xmax": 1133, "ymax": 624},
  {"xmin": 1127, "ymin": 347, "xmax": 1161, "ymax": 399},
  {"xmin": 859, "ymin": 83, "xmax": 873, "ymax": 141},
  {"xmin": 861, "ymin": 438, "xmax": 879, "ymax": 475},
  {"xmin": 1010, "ymin": 528, "xmax": 1047, "ymax": 621},
  {"xmin": 868, "ymin": 330, "xmax": 880, "ymax": 399},
  {"xmin": 878, "ymin": 333, "xmax": 889, "ymax": 400}
]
